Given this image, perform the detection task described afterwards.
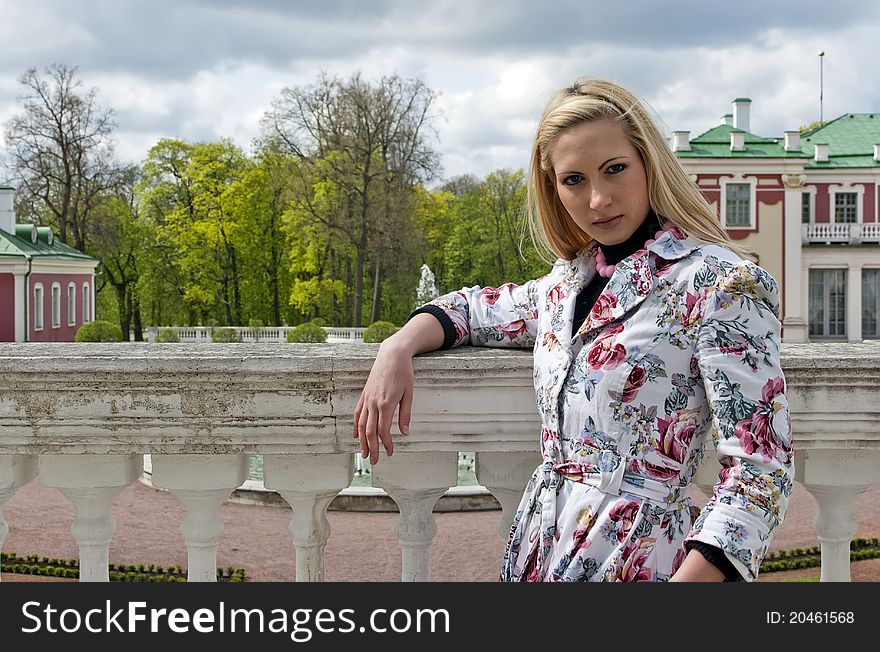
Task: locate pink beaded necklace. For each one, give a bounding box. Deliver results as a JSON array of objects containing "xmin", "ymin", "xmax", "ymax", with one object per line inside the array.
[{"xmin": 594, "ymin": 221, "xmax": 671, "ymax": 279}]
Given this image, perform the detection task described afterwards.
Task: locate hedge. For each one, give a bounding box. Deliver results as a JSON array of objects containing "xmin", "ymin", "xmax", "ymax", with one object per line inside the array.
[
  {"xmin": 363, "ymin": 321, "xmax": 399, "ymax": 343},
  {"xmin": 75, "ymin": 320, "xmax": 124, "ymax": 342}
]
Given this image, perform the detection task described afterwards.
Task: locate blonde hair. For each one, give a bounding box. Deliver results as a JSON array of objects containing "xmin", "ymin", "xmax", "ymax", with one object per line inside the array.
[{"xmin": 526, "ymin": 78, "xmax": 751, "ymax": 261}]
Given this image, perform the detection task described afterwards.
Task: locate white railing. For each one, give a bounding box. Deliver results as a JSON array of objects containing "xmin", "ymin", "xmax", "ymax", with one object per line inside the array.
[
  {"xmin": 803, "ymin": 222, "xmax": 880, "ymax": 245},
  {"xmin": 143, "ymin": 326, "xmax": 366, "ymax": 344},
  {"xmin": 861, "ymin": 222, "xmax": 880, "ymax": 243},
  {"xmin": 1, "ymin": 343, "xmax": 879, "ymax": 582}
]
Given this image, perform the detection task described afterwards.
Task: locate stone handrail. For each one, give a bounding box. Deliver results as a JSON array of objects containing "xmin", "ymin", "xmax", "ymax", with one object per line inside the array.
[{"xmin": 1, "ymin": 343, "xmax": 879, "ymax": 582}]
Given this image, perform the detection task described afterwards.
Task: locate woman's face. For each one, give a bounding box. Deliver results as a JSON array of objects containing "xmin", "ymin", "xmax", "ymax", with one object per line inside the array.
[{"xmin": 549, "ymin": 119, "xmax": 650, "ymax": 246}]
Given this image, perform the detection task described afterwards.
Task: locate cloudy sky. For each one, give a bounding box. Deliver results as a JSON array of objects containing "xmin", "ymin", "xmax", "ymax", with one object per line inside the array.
[{"xmin": 1, "ymin": 0, "xmax": 878, "ymax": 183}]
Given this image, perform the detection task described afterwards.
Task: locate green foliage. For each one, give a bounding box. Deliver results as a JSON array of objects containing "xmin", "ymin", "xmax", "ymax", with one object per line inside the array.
[
  {"xmin": 286, "ymin": 321, "xmax": 328, "ymax": 343},
  {"xmin": 155, "ymin": 329, "xmax": 180, "ymax": 343},
  {"xmin": 75, "ymin": 320, "xmax": 125, "ymax": 342},
  {"xmin": 363, "ymin": 321, "xmax": 399, "ymax": 343},
  {"xmin": 211, "ymin": 328, "xmax": 241, "ymax": 343},
  {"xmin": 0, "ymin": 551, "xmax": 247, "ymax": 582},
  {"xmin": 799, "ymin": 120, "xmax": 829, "ymax": 135},
  {"xmin": 758, "ymin": 537, "xmax": 880, "ymax": 574}
]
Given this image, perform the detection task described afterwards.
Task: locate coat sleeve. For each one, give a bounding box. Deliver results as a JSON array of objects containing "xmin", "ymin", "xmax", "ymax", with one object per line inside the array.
[
  {"xmin": 685, "ymin": 261, "xmax": 794, "ymax": 581},
  {"xmin": 410, "ymin": 277, "xmax": 545, "ymax": 350}
]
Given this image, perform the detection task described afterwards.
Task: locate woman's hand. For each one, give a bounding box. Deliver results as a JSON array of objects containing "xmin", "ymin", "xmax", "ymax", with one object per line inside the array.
[
  {"xmin": 352, "ymin": 312, "xmax": 445, "ymax": 465},
  {"xmin": 353, "ymin": 339, "xmax": 415, "ymax": 465},
  {"xmin": 668, "ymin": 549, "xmax": 727, "ymax": 582}
]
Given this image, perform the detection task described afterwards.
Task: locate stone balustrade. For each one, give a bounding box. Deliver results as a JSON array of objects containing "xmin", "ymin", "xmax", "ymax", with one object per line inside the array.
[
  {"xmin": 1, "ymin": 343, "xmax": 879, "ymax": 582},
  {"xmin": 143, "ymin": 326, "xmax": 366, "ymax": 344},
  {"xmin": 803, "ymin": 222, "xmax": 880, "ymax": 245}
]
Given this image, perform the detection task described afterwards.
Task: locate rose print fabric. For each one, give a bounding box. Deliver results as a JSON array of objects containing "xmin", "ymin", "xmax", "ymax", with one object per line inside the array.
[{"xmin": 421, "ymin": 226, "xmax": 793, "ymax": 581}]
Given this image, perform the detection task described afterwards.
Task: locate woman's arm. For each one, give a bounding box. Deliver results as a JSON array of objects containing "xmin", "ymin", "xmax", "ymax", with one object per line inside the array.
[
  {"xmin": 684, "ymin": 261, "xmax": 794, "ymax": 581},
  {"xmin": 353, "ymin": 313, "xmax": 445, "ymax": 465}
]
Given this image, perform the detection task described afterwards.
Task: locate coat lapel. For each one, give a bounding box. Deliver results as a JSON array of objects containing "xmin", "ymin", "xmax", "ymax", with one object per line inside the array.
[{"xmin": 573, "ymin": 226, "xmax": 703, "ymax": 340}]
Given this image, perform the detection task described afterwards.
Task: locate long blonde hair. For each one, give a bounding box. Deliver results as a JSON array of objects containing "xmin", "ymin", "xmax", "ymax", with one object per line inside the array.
[{"xmin": 527, "ymin": 78, "xmax": 750, "ymax": 261}]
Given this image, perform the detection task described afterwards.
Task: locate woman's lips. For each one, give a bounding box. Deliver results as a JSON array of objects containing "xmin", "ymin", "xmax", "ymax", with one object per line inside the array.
[{"xmin": 592, "ymin": 215, "xmax": 622, "ymax": 229}]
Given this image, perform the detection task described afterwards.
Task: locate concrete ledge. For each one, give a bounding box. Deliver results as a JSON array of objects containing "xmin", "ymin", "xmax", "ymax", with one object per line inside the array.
[{"xmin": 140, "ymin": 473, "xmax": 501, "ymax": 513}]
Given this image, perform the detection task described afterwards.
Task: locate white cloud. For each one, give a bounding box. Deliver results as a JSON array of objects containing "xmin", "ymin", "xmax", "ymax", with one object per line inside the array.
[{"xmin": 1, "ymin": 1, "xmax": 878, "ymax": 180}]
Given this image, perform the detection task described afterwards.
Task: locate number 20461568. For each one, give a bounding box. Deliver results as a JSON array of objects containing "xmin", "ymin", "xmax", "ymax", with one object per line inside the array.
[{"xmin": 766, "ymin": 612, "xmax": 854, "ymax": 624}]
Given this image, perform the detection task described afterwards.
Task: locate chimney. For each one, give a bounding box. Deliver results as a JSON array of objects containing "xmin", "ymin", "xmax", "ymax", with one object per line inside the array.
[
  {"xmin": 672, "ymin": 131, "xmax": 691, "ymax": 152},
  {"xmin": 814, "ymin": 143, "xmax": 829, "ymax": 162},
  {"xmin": 732, "ymin": 98, "xmax": 751, "ymax": 133},
  {"xmin": 874, "ymin": 144, "xmax": 880, "ymax": 162},
  {"xmin": 0, "ymin": 186, "xmax": 14, "ymax": 235},
  {"xmin": 784, "ymin": 131, "xmax": 801, "ymax": 152},
  {"xmin": 722, "ymin": 114, "xmax": 733, "ymax": 126},
  {"xmin": 730, "ymin": 130, "xmax": 745, "ymax": 151}
]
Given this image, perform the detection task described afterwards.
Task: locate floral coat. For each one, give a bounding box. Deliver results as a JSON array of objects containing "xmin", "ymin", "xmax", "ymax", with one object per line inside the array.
[{"xmin": 424, "ymin": 226, "xmax": 793, "ymax": 582}]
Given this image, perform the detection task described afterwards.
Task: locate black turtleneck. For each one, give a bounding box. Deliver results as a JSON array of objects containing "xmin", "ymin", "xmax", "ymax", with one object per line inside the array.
[{"xmin": 571, "ymin": 210, "xmax": 663, "ymax": 335}]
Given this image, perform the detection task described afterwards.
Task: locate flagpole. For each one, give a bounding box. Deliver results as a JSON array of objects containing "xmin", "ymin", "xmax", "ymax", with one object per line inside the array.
[{"xmin": 819, "ymin": 50, "xmax": 825, "ymax": 123}]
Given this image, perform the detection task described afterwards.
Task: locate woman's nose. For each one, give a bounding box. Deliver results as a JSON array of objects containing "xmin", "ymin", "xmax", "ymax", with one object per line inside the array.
[{"xmin": 589, "ymin": 183, "xmax": 612, "ymax": 211}]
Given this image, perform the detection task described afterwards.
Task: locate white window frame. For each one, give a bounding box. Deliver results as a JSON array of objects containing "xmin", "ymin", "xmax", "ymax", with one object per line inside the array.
[
  {"xmin": 51, "ymin": 282, "xmax": 61, "ymax": 328},
  {"xmin": 802, "ymin": 186, "xmax": 817, "ymax": 224},
  {"xmin": 83, "ymin": 282, "xmax": 91, "ymax": 324},
  {"xmin": 828, "ymin": 183, "xmax": 864, "ymax": 224},
  {"xmin": 67, "ymin": 282, "xmax": 77, "ymax": 326},
  {"xmin": 33, "ymin": 283, "xmax": 44, "ymax": 331},
  {"xmin": 863, "ymin": 268, "xmax": 880, "ymax": 340},
  {"xmin": 719, "ymin": 175, "xmax": 757, "ymax": 229},
  {"xmin": 809, "ymin": 268, "xmax": 848, "ymax": 339}
]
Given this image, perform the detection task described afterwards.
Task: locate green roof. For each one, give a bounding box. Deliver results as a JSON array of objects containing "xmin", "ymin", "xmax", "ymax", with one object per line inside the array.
[
  {"xmin": 675, "ymin": 124, "xmax": 810, "ymax": 159},
  {"xmin": 0, "ymin": 225, "xmax": 98, "ymax": 261},
  {"xmin": 801, "ymin": 114, "xmax": 880, "ymax": 168}
]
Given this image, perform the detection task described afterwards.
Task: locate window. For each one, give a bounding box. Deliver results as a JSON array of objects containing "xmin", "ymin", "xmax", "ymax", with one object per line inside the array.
[
  {"xmin": 83, "ymin": 283, "xmax": 91, "ymax": 323},
  {"xmin": 809, "ymin": 269, "xmax": 847, "ymax": 338},
  {"xmin": 802, "ymin": 193, "xmax": 811, "ymax": 224},
  {"xmin": 863, "ymin": 270, "xmax": 880, "ymax": 339},
  {"xmin": 724, "ymin": 183, "xmax": 751, "ymax": 227},
  {"xmin": 68, "ymin": 283, "xmax": 76, "ymax": 326},
  {"xmin": 34, "ymin": 284, "xmax": 44, "ymax": 331},
  {"xmin": 51, "ymin": 283, "xmax": 61, "ymax": 328},
  {"xmin": 834, "ymin": 192, "xmax": 857, "ymax": 223}
]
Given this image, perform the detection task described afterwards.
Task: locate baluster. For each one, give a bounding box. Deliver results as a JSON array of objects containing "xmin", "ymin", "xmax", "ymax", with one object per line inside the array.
[
  {"xmin": 263, "ymin": 453, "xmax": 353, "ymax": 582},
  {"xmin": 371, "ymin": 452, "xmax": 458, "ymax": 582},
  {"xmin": 475, "ymin": 451, "xmax": 542, "ymax": 540},
  {"xmin": 801, "ymin": 484, "xmax": 868, "ymax": 582},
  {"xmin": 39, "ymin": 454, "xmax": 141, "ymax": 582},
  {"xmin": 0, "ymin": 455, "xmax": 37, "ymax": 580},
  {"xmin": 150, "ymin": 454, "xmax": 248, "ymax": 582}
]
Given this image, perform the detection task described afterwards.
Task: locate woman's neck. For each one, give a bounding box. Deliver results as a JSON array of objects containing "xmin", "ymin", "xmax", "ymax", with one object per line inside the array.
[{"xmin": 597, "ymin": 211, "xmax": 662, "ymax": 266}]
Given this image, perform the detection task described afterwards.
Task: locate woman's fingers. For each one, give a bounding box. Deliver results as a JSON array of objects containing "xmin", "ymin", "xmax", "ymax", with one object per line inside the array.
[
  {"xmin": 377, "ymin": 403, "xmax": 394, "ymax": 457},
  {"xmin": 353, "ymin": 394, "xmax": 364, "ymax": 439},
  {"xmin": 398, "ymin": 385, "xmax": 412, "ymax": 436},
  {"xmin": 364, "ymin": 405, "xmax": 381, "ymax": 465},
  {"xmin": 357, "ymin": 401, "xmax": 370, "ymax": 459}
]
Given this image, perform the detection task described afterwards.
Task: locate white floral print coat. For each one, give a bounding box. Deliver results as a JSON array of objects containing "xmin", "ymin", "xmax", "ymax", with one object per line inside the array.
[{"xmin": 424, "ymin": 225, "xmax": 793, "ymax": 581}]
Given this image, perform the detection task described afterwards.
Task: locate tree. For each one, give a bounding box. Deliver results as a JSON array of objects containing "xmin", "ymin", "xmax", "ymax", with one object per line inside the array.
[
  {"xmin": 89, "ymin": 165, "xmax": 151, "ymax": 340},
  {"xmin": 265, "ymin": 72, "xmax": 440, "ymax": 326},
  {"xmin": 3, "ymin": 64, "xmax": 120, "ymax": 251}
]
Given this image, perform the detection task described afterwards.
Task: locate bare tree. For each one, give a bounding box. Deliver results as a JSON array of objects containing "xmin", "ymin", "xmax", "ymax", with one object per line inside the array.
[
  {"xmin": 265, "ymin": 72, "xmax": 439, "ymax": 326},
  {"xmin": 3, "ymin": 64, "xmax": 120, "ymax": 251}
]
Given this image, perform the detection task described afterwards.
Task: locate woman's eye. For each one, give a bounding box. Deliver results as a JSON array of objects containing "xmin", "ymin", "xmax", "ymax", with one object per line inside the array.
[
  {"xmin": 562, "ymin": 174, "xmax": 582, "ymax": 186},
  {"xmin": 606, "ymin": 163, "xmax": 626, "ymax": 174}
]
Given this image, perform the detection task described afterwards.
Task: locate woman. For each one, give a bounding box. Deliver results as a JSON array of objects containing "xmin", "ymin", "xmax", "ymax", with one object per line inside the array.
[{"xmin": 354, "ymin": 78, "xmax": 793, "ymax": 582}]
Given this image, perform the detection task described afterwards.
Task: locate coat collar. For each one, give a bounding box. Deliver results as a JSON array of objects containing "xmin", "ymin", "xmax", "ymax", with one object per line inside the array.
[{"xmin": 571, "ymin": 226, "xmax": 703, "ymax": 340}]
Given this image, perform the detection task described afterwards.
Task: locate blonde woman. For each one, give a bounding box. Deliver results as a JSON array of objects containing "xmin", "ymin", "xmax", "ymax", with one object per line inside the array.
[{"xmin": 354, "ymin": 79, "xmax": 792, "ymax": 582}]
